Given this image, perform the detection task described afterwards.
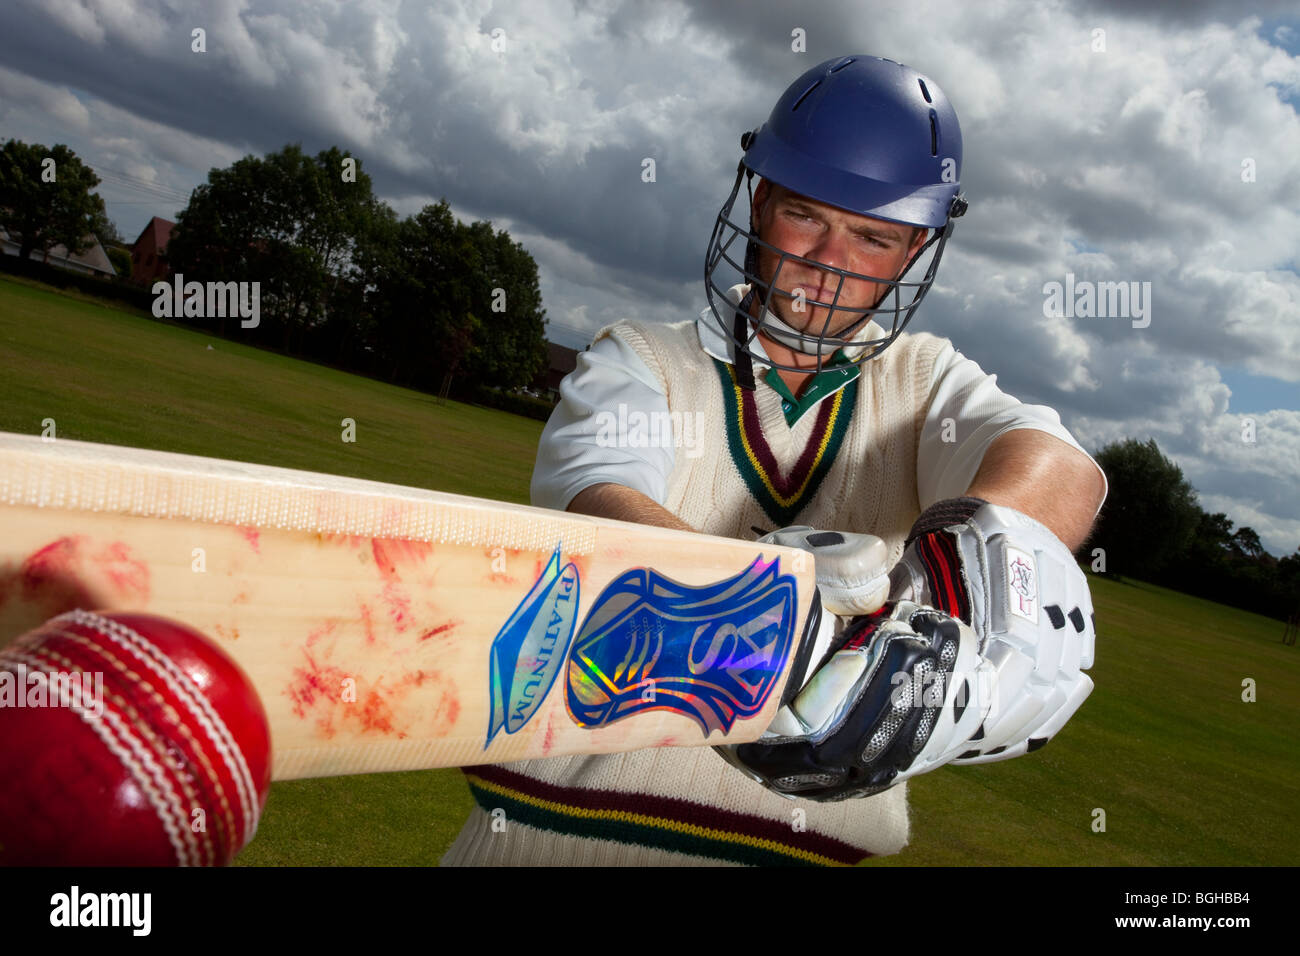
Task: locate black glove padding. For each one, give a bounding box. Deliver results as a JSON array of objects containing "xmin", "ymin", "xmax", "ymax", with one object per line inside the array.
[{"xmin": 714, "ymin": 600, "xmax": 989, "ymax": 802}]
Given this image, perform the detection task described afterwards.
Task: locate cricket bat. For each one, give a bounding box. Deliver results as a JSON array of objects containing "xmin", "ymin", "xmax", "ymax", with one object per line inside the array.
[{"xmin": 0, "ymin": 432, "xmax": 818, "ymax": 780}]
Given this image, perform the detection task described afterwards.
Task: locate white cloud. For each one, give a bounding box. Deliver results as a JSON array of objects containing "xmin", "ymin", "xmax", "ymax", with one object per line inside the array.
[
  {"xmin": 1199, "ymin": 494, "xmax": 1300, "ymax": 556},
  {"xmin": 40, "ymin": 0, "xmax": 108, "ymax": 46},
  {"xmin": 0, "ymin": 67, "xmax": 90, "ymax": 131}
]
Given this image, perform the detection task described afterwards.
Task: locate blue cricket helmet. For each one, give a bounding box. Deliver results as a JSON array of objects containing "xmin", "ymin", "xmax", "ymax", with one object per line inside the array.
[{"xmin": 705, "ymin": 55, "xmax": 968, "ymax": 376}]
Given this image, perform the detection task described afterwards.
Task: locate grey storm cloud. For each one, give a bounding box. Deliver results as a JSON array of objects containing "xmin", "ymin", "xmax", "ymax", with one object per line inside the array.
[{"xmin": 1085, "ymin": 0, "xmax": 1299, "ymax": 24}]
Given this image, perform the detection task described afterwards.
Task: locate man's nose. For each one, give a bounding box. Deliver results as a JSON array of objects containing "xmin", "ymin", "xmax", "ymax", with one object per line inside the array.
[{"xmin": 807, "ymin": 226, "xmax": 851, "ymax": 276}]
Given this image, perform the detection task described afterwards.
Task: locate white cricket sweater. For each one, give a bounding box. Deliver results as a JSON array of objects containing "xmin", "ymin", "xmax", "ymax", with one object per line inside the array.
[{"xmin": 442, "ymin": 312, "xmax": 948, "ymax": 866}]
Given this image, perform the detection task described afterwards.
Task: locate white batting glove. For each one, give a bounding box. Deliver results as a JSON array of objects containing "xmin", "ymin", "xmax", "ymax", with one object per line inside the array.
[{"xmin": 889, "ymin": 498, "xmax": 1097, "ymax": 763}]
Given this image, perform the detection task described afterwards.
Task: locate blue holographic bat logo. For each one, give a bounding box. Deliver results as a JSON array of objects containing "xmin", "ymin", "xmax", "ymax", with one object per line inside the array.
[
  {"xmin": 485, "ymin": 545, "xmax": 581, "ymax": 748},
  {"xmin": 565, "ymin": 557, "xmax": 797, "ymax": 737}
]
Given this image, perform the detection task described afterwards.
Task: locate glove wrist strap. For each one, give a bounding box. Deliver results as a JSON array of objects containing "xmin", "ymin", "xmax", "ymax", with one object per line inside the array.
[{"xmin": 905, "ymin": 496, "xmax": 989, "ymax": 546}]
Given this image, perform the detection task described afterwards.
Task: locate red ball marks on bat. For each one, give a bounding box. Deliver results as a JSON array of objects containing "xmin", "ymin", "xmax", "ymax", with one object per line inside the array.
[
  {"xmin": 371, "ymin": 539, "xmax": 435, "ymax": 635},
  {"xmin": 417, "ymin": 620, "xmax": 461, "ymax": 642},
  {"xmin": 380, "ymin": 582, "xmax": 414, "ymax": 633},
  {"xmin": 305, "ymin": 619, "xmax": 338, "ymax": 648},
  {"xmin": 18, "ymin": 537, "xmax": 98, "ymax": 608},
  {"xmin": 569, "ymin": 554, "xmax": 591, "ymax": 581},
  {"xmin": 357, "ymin": 684, "xmax": 399, "ymax": 736},
  {"xmin": 359, "ymin": 602, "xmax": 377, "ymax": 645},
  {"xmin": 370, "ymin": 538, "xmax": 433, "ymax": 580},
  {"xmin": 285, "ymin": 648, "xmax": 348, "ymax": 722},
  {"xmin": 542, "ymin": 710, "xmax": 557, "ymax": 756},
  {"xmin": 91, "ymin": 541, "xmax": 151, "ymax": 602},
  {"xmin": 236, "ymin": 526, "xmax": 261, "ymax": 554}
]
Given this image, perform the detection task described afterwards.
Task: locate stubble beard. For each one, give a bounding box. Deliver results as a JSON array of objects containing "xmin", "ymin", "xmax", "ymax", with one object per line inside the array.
[{"xmin": 757, "ymin": 279, "xmax": 880, "ymax": 343}]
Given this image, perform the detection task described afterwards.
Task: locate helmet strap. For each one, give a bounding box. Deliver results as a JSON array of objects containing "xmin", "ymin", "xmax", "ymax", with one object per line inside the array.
[
  {"xmin": 733, "ymin": 290, "xmax": 757, "ymax": 390},
  {"xmin": 743, "ymin": 172, "xmax": 768, "ymax": 309}
]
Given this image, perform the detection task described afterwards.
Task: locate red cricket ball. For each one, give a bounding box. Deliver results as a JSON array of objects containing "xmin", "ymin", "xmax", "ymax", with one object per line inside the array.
[{"xmin": 0, "ymin": 610, "xmax": 272, "ymax": 866}]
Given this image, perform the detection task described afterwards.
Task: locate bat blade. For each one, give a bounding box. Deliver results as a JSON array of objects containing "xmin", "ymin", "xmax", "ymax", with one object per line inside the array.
[{"xmin": 0, "ymin": 432, "xmax": 814, "ymax": 780}]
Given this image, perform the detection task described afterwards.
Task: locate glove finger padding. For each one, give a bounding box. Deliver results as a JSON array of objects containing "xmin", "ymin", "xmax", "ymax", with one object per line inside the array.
[
  {"xmin": 758, "ymin": 526, "xmax": 890, "ymax": 617},
  {"xmin": 714, "ymin": 601, "xmax": 990, "ymax": 802},
  {"xmin": 953, "ymin": 674, "xmax": 1093, "ymax": 765}
]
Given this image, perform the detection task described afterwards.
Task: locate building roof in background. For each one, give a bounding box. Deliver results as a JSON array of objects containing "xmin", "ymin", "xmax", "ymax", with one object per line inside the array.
[
  {"xmin": 131, "ymin": 216, "xmax": 176, "ymax": 251},
  {"xmin": 0, "ymin": 224, "xmax": 116, "ymax": 276}
]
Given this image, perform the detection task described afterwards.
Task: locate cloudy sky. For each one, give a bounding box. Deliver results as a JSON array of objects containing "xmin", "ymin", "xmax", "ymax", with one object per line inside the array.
[{"xmin": 1, "ymin": 0, "xmax": 1297, "ymax": 555}]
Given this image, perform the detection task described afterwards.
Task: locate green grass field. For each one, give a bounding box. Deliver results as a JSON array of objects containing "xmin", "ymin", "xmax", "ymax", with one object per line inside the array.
[{"xmin": 2, "ymin": 274, "xmax": 1296, "ymax": 866}]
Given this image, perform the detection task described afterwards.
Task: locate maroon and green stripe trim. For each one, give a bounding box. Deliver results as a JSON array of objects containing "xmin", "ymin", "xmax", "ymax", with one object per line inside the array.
[
  {"xmin": 462, "ymin": 764, "xmax": 870, "ymax": 866},
  {"xmin": 715, "ymin": 359, "xmax": 858, "ymax": 528}
]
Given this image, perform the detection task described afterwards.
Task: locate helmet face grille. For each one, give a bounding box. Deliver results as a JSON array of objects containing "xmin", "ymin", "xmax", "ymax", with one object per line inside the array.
[
  {"xmin": 704, "ymin": 169, "xmax": 959, "ymax": 374},
  {"xmin": 702, "ymin": 55, "xmax": 965, "ymax": 375}
]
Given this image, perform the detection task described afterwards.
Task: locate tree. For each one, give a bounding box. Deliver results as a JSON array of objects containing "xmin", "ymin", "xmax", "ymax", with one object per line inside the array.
[
  {"xmin": 1198, "ymin": 511, "xmax": 1235, "ymax": 551},
  {"xmin": 1278, "ymin": 550, "xmax": 1300, "ymax": 614},
  {"xmin": 1170, "ymin": 509, "xmax": 1234, "ymax": 591},
  {"xmin": 0, "ymin": 139, "xmax": 105, "ymax": 262},
  {"xmin": 105, "ymin": 245, "xmax": 132, "ymax": 278},
  {"xmin": 319, "ymin": 201, "xmax": 398, "ymax": 369},
  {"xmin": 1229, "ymin": 527, "xmax": 1264, "ymax": 560},
  {"xmin": 364, "ymin": 201, "xmax": 483, "ymax": 389},
  {"xmin": 158, "ymin": 144, "xmax": 549, "ymax": 395},
  {"xmin": 89, "ymin": 206, "xmax": 122, "ymax": 250},
  {"xmin": 1084, "ymin": 442, "xmax": 1296, "ymax": 619},
  {"xmin": 166, "ymin": 144, "xmax": 383, "ymax": 345},
  {"xmin": 1279, "ymin": 549, "xmax": 1300, "ymax": 581},
  {"xmin": 461, "ymin": 219, "xmax": 548, "ymax": 389},
  {"xmin": 1089, "ymin": 438, "xmax": 1201, "ymax": 577}
]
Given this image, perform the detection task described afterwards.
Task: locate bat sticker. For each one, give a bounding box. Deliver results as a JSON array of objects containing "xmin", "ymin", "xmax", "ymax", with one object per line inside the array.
[
  {"xmin": 486, "ymin": 544, "xmax": 581, "ymax": 748},
  {"xmin": 566, "ymin": 557, "xmax": 797, "ymax": 737}
]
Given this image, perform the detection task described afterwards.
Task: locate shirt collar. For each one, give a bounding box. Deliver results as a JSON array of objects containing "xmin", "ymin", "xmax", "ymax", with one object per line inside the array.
[
  {"xmin": 763, "ymin": 358, "xmax": 860, "ymax": 427},
  {"xmin": 697, "ymin": 284, "xmax": 864, "ymax": 427},
  {"xmin": 696, "ymin": 284, "xmax": 773, "ymax": 367}
]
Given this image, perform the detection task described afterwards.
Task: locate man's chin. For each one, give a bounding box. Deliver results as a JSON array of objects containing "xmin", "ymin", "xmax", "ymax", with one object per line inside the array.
[{"xmin": 768, "ymin": 312, "xmax": 859, "ymax": 343}]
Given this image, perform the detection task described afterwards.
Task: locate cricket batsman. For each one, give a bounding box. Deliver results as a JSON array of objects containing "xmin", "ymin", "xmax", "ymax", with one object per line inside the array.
[{"xmin": 444, "ymin": 54, "xmax": 1106, "ymax": 866}]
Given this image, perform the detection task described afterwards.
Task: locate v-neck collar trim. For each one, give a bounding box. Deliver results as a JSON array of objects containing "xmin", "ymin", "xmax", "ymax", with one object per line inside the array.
[{"xmin": 714, "ymin": 358, "xmax": 859, "ymax": 527}]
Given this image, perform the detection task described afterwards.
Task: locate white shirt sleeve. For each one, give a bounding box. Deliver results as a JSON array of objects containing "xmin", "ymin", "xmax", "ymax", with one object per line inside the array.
[
  {"xmin": 530, "ymin": 332, "xmax": 676, "ymax": 510},
  {"xmin": 917, "ymin": 342, "xmax": 1108, "ymax": 513}
]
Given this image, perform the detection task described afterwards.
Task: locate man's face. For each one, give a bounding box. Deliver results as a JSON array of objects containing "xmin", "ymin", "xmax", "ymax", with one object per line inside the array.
[{"xmin": 749, "ymin": 180, "xmax": 929, "ymax": 340}]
